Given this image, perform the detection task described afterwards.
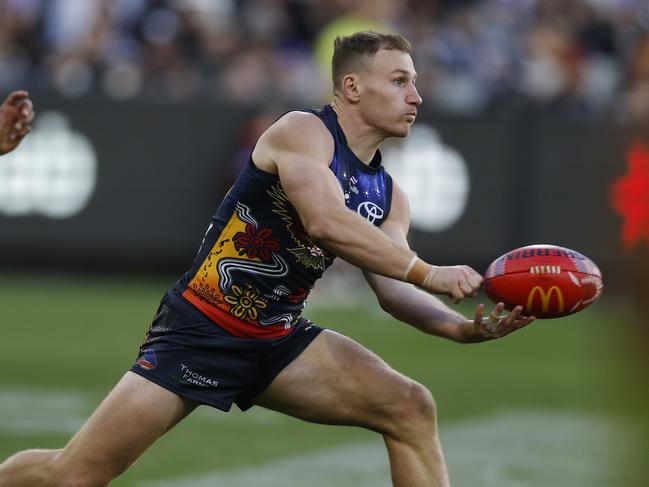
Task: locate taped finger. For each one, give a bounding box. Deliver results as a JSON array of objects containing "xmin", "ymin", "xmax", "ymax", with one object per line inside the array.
[
  {"xmin": 482, "ymin": 316, "xmax": 497, "ymax": 333},
  {"xmin": 489, "ymin": 307, "xmax": 500, "ymax": 322}
]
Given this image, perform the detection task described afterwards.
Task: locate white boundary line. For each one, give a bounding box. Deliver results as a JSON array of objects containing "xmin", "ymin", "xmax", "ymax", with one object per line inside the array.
[{"xmin": 0, "ymin": 389, "xmax": 91, "ymax": 435}]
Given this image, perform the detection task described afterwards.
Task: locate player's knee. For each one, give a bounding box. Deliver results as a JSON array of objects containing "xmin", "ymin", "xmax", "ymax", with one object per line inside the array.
[
  {"xmin": 57, "ymin": 469, "xmax": 111, "ymax": 487},
  {"xmin": 53, "ymin": 455, "xmax": 113, "ymax": 487},
  {"xmin": 59, "ymin": 476, "xmax": 109, "ymax": 487},
  {"xmin": 383, "ymin": 381, "xmax": 437, "ymax": 440},
  {"xmin": 403, "ymin": 381, "xmax": 437, "ymax": 424}
]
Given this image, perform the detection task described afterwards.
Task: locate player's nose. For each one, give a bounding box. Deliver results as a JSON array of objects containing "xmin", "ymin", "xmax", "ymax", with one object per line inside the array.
[{"xmin": 407, "ymin": 85, "xmax": 422, "ymax": 106}]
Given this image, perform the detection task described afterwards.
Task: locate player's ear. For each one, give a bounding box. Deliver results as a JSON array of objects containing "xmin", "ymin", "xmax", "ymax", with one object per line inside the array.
[{"xmin": 341, "ymin": 74, "xmax": 361, "ymax": 103}]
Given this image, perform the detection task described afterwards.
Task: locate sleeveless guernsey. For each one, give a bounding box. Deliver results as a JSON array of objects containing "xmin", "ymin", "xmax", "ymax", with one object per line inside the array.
[{"xmin": 174, "ymin": 105, "xmax": 393, "ymax": 338}]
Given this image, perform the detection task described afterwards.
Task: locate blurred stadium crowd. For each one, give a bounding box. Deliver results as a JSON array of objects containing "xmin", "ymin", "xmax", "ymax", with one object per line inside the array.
[{"xmin": 1, "ymin": 0, "xmax": 648, "ymax": 120}]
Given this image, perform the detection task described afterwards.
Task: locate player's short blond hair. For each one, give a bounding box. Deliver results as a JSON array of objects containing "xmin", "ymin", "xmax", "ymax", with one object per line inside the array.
[{"xmin": 332, "ymin": 31, "xmax": 412, "ymax": 93}]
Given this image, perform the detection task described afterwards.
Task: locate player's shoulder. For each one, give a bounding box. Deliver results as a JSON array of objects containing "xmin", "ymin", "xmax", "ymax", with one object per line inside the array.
[
  {"xmin": 256, "ymin": 110, "xmax": 334, "ymax": 167},
  {"xmin": 268, "ymin": 110, "xmax": 332, "ymax": 147}
]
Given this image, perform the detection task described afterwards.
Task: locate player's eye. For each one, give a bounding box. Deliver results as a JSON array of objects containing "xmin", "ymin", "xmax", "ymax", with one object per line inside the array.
[{"xmin": 393, "ymin": 78, "xmax": 404, "ymax": 86}]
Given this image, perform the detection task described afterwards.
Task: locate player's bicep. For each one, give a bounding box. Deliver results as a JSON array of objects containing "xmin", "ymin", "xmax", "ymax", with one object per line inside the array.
[
  {"xmin": 263, "ymin": 113, "xmax": 345, "ymax": 234},
  {"xmin": 277, "ymin": 155, "xmax": 346, "ymax": 232}
]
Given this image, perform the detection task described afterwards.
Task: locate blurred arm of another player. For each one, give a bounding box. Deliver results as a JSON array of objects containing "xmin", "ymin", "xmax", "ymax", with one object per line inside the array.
[
  {"xmin": 0, "ymin": 91, "xmax": 35, "ymax": 156},
  {"xmin": 363, "ymin": 182, "xmax": 536, "ymax": 343},
  {"xmin": 253, "ymin": 111, "xmax": 481, "ymax": 302}
]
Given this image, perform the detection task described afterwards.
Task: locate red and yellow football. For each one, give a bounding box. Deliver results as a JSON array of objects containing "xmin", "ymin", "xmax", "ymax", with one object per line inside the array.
[{"xmin": 483, "ymin": 244, "xmax": 603, "ymax": 319}]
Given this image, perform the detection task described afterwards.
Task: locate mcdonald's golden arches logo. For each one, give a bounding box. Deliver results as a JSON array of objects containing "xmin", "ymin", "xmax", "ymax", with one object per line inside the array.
[{"xmin": 526, "ymin": 286, "xmax": 565, "ymax": 314}]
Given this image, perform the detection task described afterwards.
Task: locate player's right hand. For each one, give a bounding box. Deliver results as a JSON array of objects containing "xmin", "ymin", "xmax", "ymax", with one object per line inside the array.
[{"xmin": 422, "ymin": 265, "xmax": 483, "ymax": 303}]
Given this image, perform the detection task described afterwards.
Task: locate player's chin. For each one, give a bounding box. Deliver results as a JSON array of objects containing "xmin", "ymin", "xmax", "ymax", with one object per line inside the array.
[{"xmin": 390, "ymin": 123, "xmax": 412, "ymax": 138}]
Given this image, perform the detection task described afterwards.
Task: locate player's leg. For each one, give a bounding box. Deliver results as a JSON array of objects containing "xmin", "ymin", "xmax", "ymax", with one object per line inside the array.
[
  {"xmin": 0, "ymin": 372, "xmax": 197, "ymax": 487},
  {"xmin": 252, "ymin": 329, "xmax": 449, "ymax": 487}
]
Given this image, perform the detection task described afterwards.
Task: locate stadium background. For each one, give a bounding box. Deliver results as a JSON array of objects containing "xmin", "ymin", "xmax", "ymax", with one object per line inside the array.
[{"xmin": 0, "ymin": 0, "xmax": 648, "ymax": 485}]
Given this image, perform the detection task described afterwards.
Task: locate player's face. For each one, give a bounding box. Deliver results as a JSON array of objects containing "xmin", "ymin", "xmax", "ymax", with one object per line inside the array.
[{"xmin": 358, "ymin": 49, "xmax": 422, "ymax": 137}]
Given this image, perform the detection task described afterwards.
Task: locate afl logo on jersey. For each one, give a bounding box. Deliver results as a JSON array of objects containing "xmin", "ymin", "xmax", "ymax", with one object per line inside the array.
[{"xmin": 357, "ymin": 201, "xmax": 384, "ymax": 224}]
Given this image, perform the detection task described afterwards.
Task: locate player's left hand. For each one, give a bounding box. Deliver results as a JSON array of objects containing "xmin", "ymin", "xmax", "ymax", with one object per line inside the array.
[
  {"xmin": 0, "ymin": 91, "xmax": 35, "ymax": 155},
  {"xmin": 459, "ymin": 302, "xmax": 535, "ymax": 343}
]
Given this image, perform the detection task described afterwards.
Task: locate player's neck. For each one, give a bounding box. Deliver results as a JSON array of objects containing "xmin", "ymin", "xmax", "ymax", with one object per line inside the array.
[{"xmin": 330, "ymin": 100, "xmax": 384, "ymax": 165}]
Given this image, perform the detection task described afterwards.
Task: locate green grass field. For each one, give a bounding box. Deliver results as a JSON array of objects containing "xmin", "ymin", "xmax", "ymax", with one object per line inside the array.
[{"xmin": 0, "ymin": 273, "xmax": 646, "ymax": 486}]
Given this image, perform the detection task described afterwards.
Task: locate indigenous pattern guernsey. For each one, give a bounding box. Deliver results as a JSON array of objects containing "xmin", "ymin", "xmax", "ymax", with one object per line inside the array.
[{"xmin": 175, "ymin": 105, "xmax": 393, "ymax": 339}]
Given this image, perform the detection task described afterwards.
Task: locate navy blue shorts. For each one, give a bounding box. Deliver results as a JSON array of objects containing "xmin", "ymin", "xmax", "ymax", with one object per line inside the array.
[{"xmin": 130, "ymin": 291, "xmax": 323, "ymax": 412}]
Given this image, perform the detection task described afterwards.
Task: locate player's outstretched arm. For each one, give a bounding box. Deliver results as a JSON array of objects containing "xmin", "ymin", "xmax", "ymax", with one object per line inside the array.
[
  {"xmin": 363, "ymin": 183, "xmax": 535, "ymax": 343},
  {"xmin": 0, "ymin": 91, "xmax": 35, "ymax": 155},
  {"xmin": 253, "ymin": 111, "xmax": 481, "ymax": 302}
]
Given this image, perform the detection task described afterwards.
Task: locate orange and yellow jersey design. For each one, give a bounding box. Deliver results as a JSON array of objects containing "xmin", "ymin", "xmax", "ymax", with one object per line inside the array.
[{"xmin": 174, "ymin": 105, "xmax": 392, "ymax": 339}]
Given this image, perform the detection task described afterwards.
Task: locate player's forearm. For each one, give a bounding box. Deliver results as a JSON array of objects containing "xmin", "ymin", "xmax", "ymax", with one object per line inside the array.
[
  {"xmin": 312, "ymin": 210, "xmax": 481, "ymax": 304},
  {"xmin": 378, "ymin": 282, "xmax": 467, "ymax": 342},
  {"xmin": 309, "ymin": 208, "xmax": 416, "ymax": 282}
]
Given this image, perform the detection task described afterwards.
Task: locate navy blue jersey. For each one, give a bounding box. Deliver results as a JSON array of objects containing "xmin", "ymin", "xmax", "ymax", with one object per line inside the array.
[{"xmin": 175, "ymin": 105, "xmax": 393, "ymax": 338}]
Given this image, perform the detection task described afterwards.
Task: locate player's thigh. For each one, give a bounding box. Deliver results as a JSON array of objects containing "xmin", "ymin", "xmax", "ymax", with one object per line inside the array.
[
  {"xmin": 252, "ymin": 329, "xmax": 431, "ymax": 433},
  {"xmin": 57, "ymin": 371, "xmax": 197, "ymax": 478}
]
